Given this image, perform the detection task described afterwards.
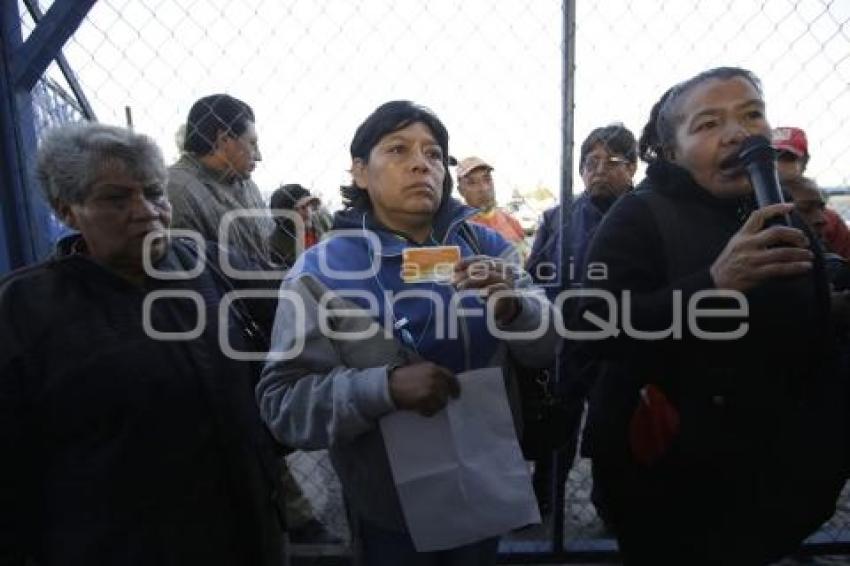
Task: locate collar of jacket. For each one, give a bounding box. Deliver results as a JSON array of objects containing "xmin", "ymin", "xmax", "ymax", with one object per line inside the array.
[
  {"xmin": 573, "ymin": 191, "xmax": 616, "ymax": 219},
  {"xmin": 55, "ymin": 232, "xmax": 85, "ymax": 257},
  {"xmin": 176, "ymin": 153, "xmax": 243, "ymax": 186},
  {"xmin": 331, "ymin": 197, "xmax": 480, "ymax": 257},
  {"xmin": 52, "ymin": 233, "xmax": 192, "ymax": 290},
  {"xmin": 588, "ymin": 192, "xmax": 619, "ymax": 213},
  {"xmin": 642, "ymin": 159, "xmax": 757, "ymax": 221}
]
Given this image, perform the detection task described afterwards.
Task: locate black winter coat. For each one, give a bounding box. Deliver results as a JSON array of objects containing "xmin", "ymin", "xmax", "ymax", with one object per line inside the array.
[
  {"xmin": 576, "ymin": 161, "xmax": 846, "ymax": 561},
  {"xmin": 0, "ymin": 237, "xmax": 285, "ymax": 566}
]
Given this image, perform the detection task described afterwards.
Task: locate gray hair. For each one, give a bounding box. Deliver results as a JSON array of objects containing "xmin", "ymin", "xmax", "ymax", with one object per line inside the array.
[{"xmin": 36, "ymin": 122, "xmax": 167, "ymax": 211}]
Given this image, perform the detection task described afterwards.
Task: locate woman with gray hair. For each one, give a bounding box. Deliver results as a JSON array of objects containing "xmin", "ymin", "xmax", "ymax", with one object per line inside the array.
[{"xmin": 0, "ymin": 122, "xmax": 286, "ymax": 565}]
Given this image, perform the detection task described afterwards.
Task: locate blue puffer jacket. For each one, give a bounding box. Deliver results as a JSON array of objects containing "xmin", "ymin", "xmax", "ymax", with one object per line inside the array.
[{"xmin": 256, "ymin": 197, "xmax": 558, "ymax": 532}]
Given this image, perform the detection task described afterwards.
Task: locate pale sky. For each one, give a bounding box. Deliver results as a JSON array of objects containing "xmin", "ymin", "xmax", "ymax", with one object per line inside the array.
[{"xmin": 25, "ymin": 0, "xmax": 850, "ymax": 212}]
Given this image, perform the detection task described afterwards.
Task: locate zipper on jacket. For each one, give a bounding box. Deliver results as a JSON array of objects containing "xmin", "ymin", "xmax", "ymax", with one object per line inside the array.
[{"xmin": 442, "ymin": 215, "xmax": 480, "ymax": 372}]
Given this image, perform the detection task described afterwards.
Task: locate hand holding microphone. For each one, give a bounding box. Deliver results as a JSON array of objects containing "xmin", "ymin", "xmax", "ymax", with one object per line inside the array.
[{"xmin": 709, "ymin": 136, "xmax": 813, "ymax": 291}]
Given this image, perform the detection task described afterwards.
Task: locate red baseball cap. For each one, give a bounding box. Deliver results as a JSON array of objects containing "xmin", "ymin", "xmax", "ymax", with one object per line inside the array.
[{"xmin": 772, "ymin": 127, "xmax": 808, "ymax": 158}]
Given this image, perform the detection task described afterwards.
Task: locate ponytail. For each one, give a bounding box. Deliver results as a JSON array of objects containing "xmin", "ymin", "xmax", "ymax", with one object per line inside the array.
[{"xmin": 638, "ymin": 87, "xmax": 674, "ymax": 164}]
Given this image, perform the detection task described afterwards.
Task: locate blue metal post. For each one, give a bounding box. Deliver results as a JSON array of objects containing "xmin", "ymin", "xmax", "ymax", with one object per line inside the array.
[
  {"xmin": 0, "ymin": 0, "xmax": 37, "ymax": 271},
  {"xmin": 0, "ymin": 0, "xmax": 95, "ymax": 273},
  {"xmin": 22, "ymin": 0, "xmax": 97, "ymax": 121}
]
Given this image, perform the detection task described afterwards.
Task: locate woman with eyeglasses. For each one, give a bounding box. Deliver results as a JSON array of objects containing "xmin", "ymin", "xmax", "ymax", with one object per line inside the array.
[
  {"xmin": 575, "ymin": 67, "xmax": 846, "ymax": 564},
  {"xmin": 256, "ymin": 100, "xmax": 557, "ymax": 565},
  {"xmin": 524, "ymin": 123, "xmax": 638, "ymax": 519}
]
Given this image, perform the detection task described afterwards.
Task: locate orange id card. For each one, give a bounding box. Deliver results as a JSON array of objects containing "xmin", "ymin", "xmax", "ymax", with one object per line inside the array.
[{"xmin": 401, "ymin": 246, "xmax": 461, "ymax": 284}]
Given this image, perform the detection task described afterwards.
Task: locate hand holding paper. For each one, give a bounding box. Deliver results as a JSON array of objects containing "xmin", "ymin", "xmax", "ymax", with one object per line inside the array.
[
  {"xmin": 380, "ymin": 367, "xmax": 540, "ymax": 551},
  {"xmin": 389, "ymin": 361, "xmax": 459, "ymax": 417}
]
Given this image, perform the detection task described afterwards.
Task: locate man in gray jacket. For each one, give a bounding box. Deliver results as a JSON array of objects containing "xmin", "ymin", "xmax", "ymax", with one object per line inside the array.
[
  {"xmin": 168, "ymin": 94, "xmax": 275, "ymax": 266},
  {"xmin": 169, "ymin": 94, "xmax": 335, "ymax": 543}
]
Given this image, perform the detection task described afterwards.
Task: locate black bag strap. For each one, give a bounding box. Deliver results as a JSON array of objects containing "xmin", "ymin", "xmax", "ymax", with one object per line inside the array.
[
  {"xmin": 169, "ymin": 238, "xmax": 288, "ymax": 525},
  {"xmin": 175, "ymin": 238, "xmax": 270, "ymax": 351},
  {"xmin": 459, "ymin": 221, "xmax": 483, "ymax": 255},
  {"xmin": 525, "ymin": 208, "xmax": 563, "ymax": 278},
  {"xmin": 634, "ymin": 189, "xmax": 686, "ymax": 283}
]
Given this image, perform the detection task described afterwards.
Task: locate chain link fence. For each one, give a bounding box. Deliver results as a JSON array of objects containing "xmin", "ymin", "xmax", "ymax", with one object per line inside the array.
[
  {"xmin": 29, "ymin": 77, "xmax": 84, "ymax": 243},
  {"xmin": 572, "ymin": 0, "xmax": 850, "ymax": 193},
  {"xmin": 21, "ymin": 0, "xmax": 564, "ymax": 213},
  {"xmin": 567, "ymin": 2, "xmax": 850, "ymax": 562},
  {"xmin": 17, "ymin": 0, "xmax": 850, "ymax": 562}
]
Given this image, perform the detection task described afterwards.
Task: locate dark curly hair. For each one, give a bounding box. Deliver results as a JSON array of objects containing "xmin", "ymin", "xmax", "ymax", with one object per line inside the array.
[
  {"xmin": 341, "ymin": 100, "xmax": 452, "ymax": 210},
  {"xmin": 638, "ymin": 67, "xmax": 762, "ymax": 164}
]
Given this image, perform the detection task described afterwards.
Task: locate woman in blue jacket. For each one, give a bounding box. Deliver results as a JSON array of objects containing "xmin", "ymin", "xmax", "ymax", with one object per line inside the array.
[{"xmin": 257, "ymin": 100, "xmax": 558, "ymax": 565}]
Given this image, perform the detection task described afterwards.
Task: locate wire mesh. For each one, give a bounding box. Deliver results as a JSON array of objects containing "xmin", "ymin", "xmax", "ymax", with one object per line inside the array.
[
  {"xmin": 29, "ymin": 77, "xmax": 84, "ymax": 243},
  {"xmin": 569, "ymin": 2, "xmax": 850, "ymax": 561},
  {"xmin": 25, "ymin": 0, "xmax": 564, "ymax": 214},
  {"xmin": 18, "ymin": 0, "xmax": 850, "ymax": 561},
  {"xmin": 573, "ymin": 0, "xmax": 850, "ymax": 191}
]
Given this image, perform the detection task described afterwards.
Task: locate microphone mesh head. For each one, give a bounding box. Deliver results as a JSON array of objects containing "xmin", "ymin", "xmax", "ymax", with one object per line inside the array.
[{"xmin": 738, "ymin": 134, "xmax": 775, "ymax": 165}]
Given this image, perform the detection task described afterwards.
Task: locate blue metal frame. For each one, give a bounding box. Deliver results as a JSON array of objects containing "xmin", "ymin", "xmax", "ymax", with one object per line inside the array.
[
  {"xmin": 22, "ymin": 0, "xmax": 97, "ymax": 121},
  {"xmin": 0, "ymin": 0, "xmax": 95, "ymax": 274},
  {"xmin": 11, "ymin": 0, "xmax": 96, "ymax": 92}
]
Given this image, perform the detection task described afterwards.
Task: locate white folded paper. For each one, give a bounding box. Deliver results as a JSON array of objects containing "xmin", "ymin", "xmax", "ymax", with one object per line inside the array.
[{"xmin": 379, "ymin": 366, "xmax": 540, "ymax": 551}]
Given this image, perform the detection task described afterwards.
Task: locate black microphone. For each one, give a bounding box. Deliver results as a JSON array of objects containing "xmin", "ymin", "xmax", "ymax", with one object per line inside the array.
[{"xmin": 737, "ymin": 134, "xmax": 789, "ymax": 226}]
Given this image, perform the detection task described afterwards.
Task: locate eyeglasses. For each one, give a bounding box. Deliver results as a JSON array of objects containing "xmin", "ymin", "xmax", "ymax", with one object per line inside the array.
[{"xmin": 582, "ymin": 155, "xmax": 630, "ymax": 172}]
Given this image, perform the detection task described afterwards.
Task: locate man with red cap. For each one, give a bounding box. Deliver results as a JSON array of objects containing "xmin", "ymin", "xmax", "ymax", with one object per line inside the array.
[{"xmin": 773, "ymin": 126, "xmax": 850, "ymax": 259}]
